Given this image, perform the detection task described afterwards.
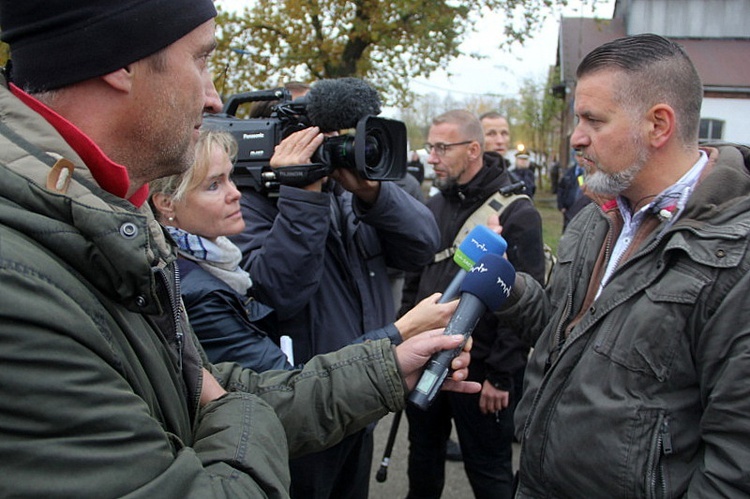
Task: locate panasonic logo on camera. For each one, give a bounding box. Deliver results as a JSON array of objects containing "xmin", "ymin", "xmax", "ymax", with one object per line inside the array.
[{"xmin": 243, "ymin": 132, "xmax": 265, "ymax": 140}]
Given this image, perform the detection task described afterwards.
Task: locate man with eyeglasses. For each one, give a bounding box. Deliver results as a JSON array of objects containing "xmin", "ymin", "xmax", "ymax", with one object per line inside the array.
[{"xmin": 400, "ymin": 109, "xmax": 546, "ymax": 498}]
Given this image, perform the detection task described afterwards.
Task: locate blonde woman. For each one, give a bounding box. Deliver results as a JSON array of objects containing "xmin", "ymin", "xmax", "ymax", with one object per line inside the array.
[{"xmin": 150, "ymin": 129, "xmax": 457, "ymax": 372}]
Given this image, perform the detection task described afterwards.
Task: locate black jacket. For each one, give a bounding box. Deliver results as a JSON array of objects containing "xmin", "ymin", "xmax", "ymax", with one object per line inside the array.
[
  {"xmin": 178, "ymin": 258, "xmax": 292, "ymax": 372},
  {"xmin": 401, "ymin": 152, "xmax": 545, "ymax": 389},
  {"xmin": 232, "ymin": 181, "xmax": 439, "ymax": 364}
]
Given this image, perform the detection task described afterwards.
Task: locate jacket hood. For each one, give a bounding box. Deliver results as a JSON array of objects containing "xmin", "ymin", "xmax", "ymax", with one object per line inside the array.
[
  {"xmin": 681, "ymin": 143, "xmax": 750, "ymax": 223},
  {"xmin": 0, "ymin": 83, "xmax": 175, "ymax": 314}
]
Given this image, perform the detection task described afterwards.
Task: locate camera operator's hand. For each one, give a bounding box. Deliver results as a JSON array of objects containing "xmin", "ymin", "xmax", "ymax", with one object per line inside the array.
[
  {"xmin": 270, "ymin": 127, "xmax": 326, "ymax": 192},
  {"xmin": 395, "ymin": 331, "xmax": 481, "ymax": 394},
  {"xmin": 331, "ymin": 167, "xmax": 381, "ymax": 205}
]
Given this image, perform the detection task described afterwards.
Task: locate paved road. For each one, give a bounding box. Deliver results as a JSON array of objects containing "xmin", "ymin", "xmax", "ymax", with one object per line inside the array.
[{"xmin": 368, "ymin": 411, "xmax": 520, "ymax": 498}]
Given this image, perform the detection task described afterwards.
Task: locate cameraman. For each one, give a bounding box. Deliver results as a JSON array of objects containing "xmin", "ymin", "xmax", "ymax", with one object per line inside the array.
[{"xmin": 231, "ymin": 124, "xmax": 441, "ymax": 498}]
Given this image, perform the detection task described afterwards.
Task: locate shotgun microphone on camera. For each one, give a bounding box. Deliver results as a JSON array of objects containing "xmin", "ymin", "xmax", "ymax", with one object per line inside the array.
[{"xmin": 301, "ymin": 77, "xmax": 382, "ymax": 132}]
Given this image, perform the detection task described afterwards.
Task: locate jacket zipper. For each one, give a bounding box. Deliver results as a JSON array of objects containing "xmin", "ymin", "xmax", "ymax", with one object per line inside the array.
[
  {"xmin": 648, "ymin": 413, "xmax": 673, "ymax": 499},
  {"xmin": 523, "ymin": 212, "xmax": 611, "ymax": 475},
  {"xmin": 157, "ymin": 263, "xmax": 184, "ymax": 371},
  {"xmin": 544, "ymin": 214, "xmax": 614, "ymax": 374}
]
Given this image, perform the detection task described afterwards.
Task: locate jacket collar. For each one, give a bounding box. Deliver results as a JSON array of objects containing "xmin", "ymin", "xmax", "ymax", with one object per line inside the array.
[
  {"xmin": 0, "ymin": 82, "xmax": 175, "ymax": 312},
  {"xmin": 10, "ymin": 84, "xmax": 149, "ymax": 207}
]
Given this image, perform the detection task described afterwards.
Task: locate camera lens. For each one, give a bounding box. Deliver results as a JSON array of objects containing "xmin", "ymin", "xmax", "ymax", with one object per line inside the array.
[
  {"xmin": 363, "ymin": 135, "xmax": 383, "ymax": 171},
  {"xmin": 311, "ymin": 116, "xmax": 406, "ymax": 181}
]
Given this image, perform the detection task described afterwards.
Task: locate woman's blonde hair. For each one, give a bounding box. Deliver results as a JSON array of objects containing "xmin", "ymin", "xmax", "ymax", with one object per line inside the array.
[{"xmin": 150, "ymin": 129, "xmax": 238, "ymax": 203}]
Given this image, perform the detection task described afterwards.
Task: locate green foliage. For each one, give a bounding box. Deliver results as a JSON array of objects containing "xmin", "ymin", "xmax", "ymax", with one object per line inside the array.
[
  {"xmin": 513, "ymin": 68, "xmax": 565, "ymax": 189},
  {"xmin": 211, "ymin": 0, "xmax": 572, "ymax": 104},
  {"xmin": 533, "ymin": 191, "xmax": 563, "ymax": 254},
  {"xmin": 0, "ymin": 41, "xmax": 9, "ymax": 67}
]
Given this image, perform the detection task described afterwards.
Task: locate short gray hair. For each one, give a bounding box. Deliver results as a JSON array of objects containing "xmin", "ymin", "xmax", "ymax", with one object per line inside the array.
[
  {"xmin": 432, "ymin": 109, "xmax": 485, "ymax": 149},
  {"xmin": 577, "ymin": 33, "xmax": 703, "ymax": 145}
]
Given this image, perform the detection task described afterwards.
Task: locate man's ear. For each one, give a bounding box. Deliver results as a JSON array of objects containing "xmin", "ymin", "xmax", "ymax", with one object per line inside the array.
[
  {"xmin": 468, "ymin": 140, "xmax": 483, "ymax": 161},
  {"xmin": 150, "ymin": 192, "xmax": 175, "ymax": 221},
  {"xmin": 647, "ymin": 104, "xmax": 676, "ymax": 149},
  {"xmin": 100, "ymin": 66, "xmax": 134, "ymax": 93}
]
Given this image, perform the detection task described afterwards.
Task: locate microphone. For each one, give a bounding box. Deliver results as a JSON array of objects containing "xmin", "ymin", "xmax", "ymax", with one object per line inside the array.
[
  {"xmin": 409, "ymin": 254, "xmax": 516, "ymax": 410},
  {"xmin": 302, "ymin": 77, "xmax": 382, "ymax": 132},
  {"xmin": 439, "ymin": 225, "xmax": 507, "ymax": 304}
]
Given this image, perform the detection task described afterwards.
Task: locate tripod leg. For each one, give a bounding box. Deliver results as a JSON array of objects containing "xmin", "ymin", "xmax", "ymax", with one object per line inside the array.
[{"xmin": 375, "ymin": 410, "xmax": 403, "ymax": 483}]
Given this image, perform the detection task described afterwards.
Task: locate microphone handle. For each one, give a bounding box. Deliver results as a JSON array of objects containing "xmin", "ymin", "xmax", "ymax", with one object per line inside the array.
[
  {"xmin": 409, "ymin": 294, "xmax": 484, "ymax": 410},
  {"xmin": 439, "ymin": 269, "xmax": 467, "ymax": 304}
]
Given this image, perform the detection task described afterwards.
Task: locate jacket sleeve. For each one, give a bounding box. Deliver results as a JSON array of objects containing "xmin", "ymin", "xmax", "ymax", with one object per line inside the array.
[
  {"xmin": 354, "ymin": 181, "xmax": 439, "ymax": 271},
  {"xmin": 0, "ymin": 265, "xmax": 288, "ymax": 498},
  {"xmin": 353, "ymin": 323, "xmax": 402, "ymax": 345},
  {"xmin": 686, "ymin": 269, "xmax": 750, "ymax": 497},
  {"xmin": 501, "ymin": 199, "xmax": 545, "ymax": 284},
  {"xmin": 497, "ymin": 272, "xmax": 553, "ymax": 348},
  {"xmin": 231, "ymin": 185, "xmax": 331, "ymax": 318},
  {"xmin": 209, "ymin": 339, "xmax": 407, "ymax": 457},
  {"xmin": 483, "ymin": 200, "xmax": 545, "ymax": 387}
]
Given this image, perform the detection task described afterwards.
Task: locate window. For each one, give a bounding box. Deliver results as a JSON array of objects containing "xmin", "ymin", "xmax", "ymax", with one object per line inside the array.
[{"xmin": 699, "ymin": 119, "xmax": 724, "ymax": 140}]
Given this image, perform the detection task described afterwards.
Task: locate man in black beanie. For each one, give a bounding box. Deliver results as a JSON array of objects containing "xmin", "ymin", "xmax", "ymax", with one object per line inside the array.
[{"xmin": 0, "ymin": 2, "xmax": 480, "ymax": 497}]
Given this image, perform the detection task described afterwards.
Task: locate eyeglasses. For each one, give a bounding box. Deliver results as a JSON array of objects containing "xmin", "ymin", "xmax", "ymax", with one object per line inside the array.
[{"xmin": 424, "ymin": 140, "xmax": 473, "ymax": 156}]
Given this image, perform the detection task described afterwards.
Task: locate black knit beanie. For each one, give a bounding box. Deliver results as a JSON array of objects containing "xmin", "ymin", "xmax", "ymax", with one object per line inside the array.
[{"xmin": 0, "ymin": 0, "xmax": 217, "ymax": 92}]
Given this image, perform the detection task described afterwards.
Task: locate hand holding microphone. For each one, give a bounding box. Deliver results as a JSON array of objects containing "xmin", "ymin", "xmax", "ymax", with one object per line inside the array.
[{"xmin": 409, "ymin": 253, "xmax": 516, "ymax": 410}]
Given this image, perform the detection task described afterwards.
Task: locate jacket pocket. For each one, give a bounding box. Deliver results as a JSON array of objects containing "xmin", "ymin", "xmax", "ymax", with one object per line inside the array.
[{"xmin": 593, "ymin": 261, "xmax": 708, "ymax": 381}]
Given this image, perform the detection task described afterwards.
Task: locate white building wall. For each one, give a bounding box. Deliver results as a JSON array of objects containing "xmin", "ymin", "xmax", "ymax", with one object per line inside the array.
[
  {"xmin": 627, "ymin": 0, "xmax": 750, "ymax": 38},
  {"xmin": 701, "ymin": 97, "xmax": 750, "ymax": 144}
]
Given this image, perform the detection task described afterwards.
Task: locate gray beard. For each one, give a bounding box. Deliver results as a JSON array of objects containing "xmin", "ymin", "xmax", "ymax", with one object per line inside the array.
[
  {"xmin": 432, "ymin": 165, "xmax": 466, "ymax": 191},
  {"xmin": 586, "ymin": 164, "xmax": 642, "ymax": 197},
  {"xmin": 584, "ymin": 142, "xmax": 649, "ymax": 198},
  {"xmin": 433, "ymin": 175, "xmax": 456, "ymax": 190}
]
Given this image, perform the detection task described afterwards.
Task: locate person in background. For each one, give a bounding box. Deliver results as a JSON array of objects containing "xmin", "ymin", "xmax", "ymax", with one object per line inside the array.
[
  {"xmin": 401, "ymin": 109, "xmax": 545, "ymax": 499},
  {"xmin": 501, "ymin": 33, "xmax": 750, "ymax": 497},
  {"xmin": 406, "ymin": 150, "xmax": 426, "ymax": 185},
  {"xmin": 436, "ymin": 108, "xmax": 517, "ymax": 464},
  {"xmin": 479, "ymin": 111, "xmax": 512, "ymax": 170},
  {"xmin": 149, "ymin": 129, "xmax": 457, "ymax": 372},
  {"xmin": 513, "ymin": 152, "xmax": 536, "ymax": 198},
  {"xmin": 549, "ymin": 156, "xmax": 561, "ymax": 194},
  {"xmin": 0, "ymin": 1, "xmax": 481, "ymax": 497},
  {"xmin": 556, "ymin": 156, "xmax": 593, "ymax": 231},
  {"xmin": 231, "ymin": 103, "xmax": 442, "ymax": 498}
]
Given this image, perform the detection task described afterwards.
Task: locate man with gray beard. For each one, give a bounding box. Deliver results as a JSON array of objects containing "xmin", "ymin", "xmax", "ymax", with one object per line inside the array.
[{"xmin": 500, "ymin": 33, "xmax": 750, "ymax": 497}]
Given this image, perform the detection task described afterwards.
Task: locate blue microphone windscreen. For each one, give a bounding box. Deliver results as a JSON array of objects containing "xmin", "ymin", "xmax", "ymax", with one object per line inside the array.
[
  {"xmin": 459, "ymin": 253, "xmax": 516, "ymax": 311},
  {"xmin": 454, "ymin": 225, "xmax": 507, "ymax": 271}
]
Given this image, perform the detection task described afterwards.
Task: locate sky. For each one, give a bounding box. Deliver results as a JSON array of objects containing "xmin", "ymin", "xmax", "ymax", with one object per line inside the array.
[
  {"xmin": 215, "ymin": 0, "xmax": 616, "ymax": 99},
  {"xmin": 410, "ymin": 1, "xmax": 616, "ymax": 99}
]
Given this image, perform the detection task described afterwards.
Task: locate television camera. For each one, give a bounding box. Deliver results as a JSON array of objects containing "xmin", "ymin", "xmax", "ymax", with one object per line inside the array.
[{"xmin": 202, "ymin": 78, "xmax": 407, "ymax": 196}]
